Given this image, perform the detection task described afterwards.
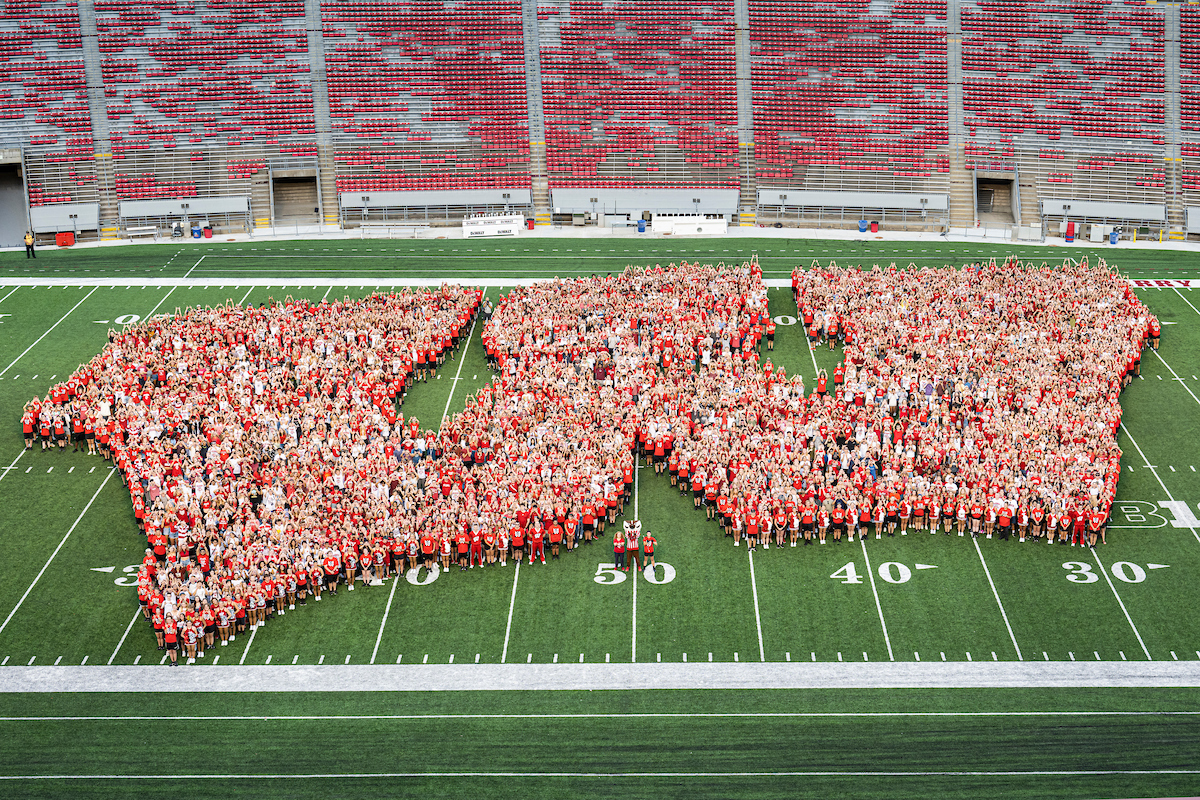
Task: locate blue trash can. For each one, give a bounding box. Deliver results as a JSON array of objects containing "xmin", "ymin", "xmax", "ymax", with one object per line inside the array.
[
  {"xmin": 637, "ymin": 219, "xmax": 646, "ymax": 233},
  {"xmin": 1109, "ymin": 230, "xmax": 1118, "ymax": 245},
  {"xmin": 858, "ymin": 220, "xmax": 868, "ymax": 233},
  {"xmin": 191, "ymin": 224, "xmax": 202, "ymax": 239}
]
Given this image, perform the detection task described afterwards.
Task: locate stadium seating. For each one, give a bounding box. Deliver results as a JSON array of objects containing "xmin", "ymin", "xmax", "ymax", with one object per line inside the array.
[
  {"xmin": 538, "ymin": 0, "xmax": 738, "ymax": 189},
  {"xmin": 323, "ymin": 0, "xmax": 531, "ymax": 192},
  {"xmin": 961, "ymin": 0, "xmax": 1165, "ymax": 145},
  {"xmin": 749, "ymin": 0, "xmax": 951, "ymax": 190},
  {"xmin": 0, "ymin": 0, "xmax": 93, "ymax": 205}
]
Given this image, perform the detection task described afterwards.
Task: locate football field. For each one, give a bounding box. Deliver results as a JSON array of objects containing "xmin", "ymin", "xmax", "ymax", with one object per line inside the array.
[{"xmin": 0, "ymin": 235, "xmax": 1198, "ymax": 798}]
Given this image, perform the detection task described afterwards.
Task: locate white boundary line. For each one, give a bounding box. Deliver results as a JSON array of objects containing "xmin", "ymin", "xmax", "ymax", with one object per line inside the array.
[
  {"xmin": 747, "ymin": 550, "xmax": 765, "ymax": 662},
  {"xmin": 0, "ymin": 769, "xmax": 1196, "ymax": 780},
  {"xmin": 370, "ymin": 575, "xmax": 401, "ymax": 665},
  {"xmin": 971, "ymin": 540, "xmax": 1023, "ymax": 661},
  {"xmin": 1090, "ymin": 546, "xmax": 1152, "ymax": 661},
  {"xmin": 859, "ymin": 540, "xmax": 894, "ymax": 661},
  {"xmin": 107, "ymin": 608, "xmax": 142, "ymax": 665},
  {"xmin": 0, "ymin": 285, "xmax": 98, "ymax": 379},
  {"xmin": 5, "ymin": 661, "xmax": 1200, "ymax": 690},
  {"xmin": 500, "ymin": 561, "xmax": 520, "ymax": 664},
  {"xmin": 0, "ymin": 468, "xmax": 115, "ymax": 636},
  {"xmin": 3, "ymin": 710, "xmax": 1198, "ymax": 721},
  {"xmin": 1120, "ymin": 423, "xmax": 1200, "ymax": 545}
]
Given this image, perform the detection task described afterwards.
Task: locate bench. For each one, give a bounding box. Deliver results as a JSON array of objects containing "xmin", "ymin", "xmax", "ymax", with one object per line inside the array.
[{"xmin": 126, "ymin": 226, "xmax": 159, "ymax": 241}]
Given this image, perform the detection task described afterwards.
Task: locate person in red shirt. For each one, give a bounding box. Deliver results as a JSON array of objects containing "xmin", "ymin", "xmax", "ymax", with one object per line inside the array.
[
  {"xmin": 529, "ymin": 525, "xmax": 546, "ymax": 565},
  {"xmin": 613, "ymin": 527, "xmax": 626, "ymax": 572},
  {"xmin": 548, "ymin": 522, "xmax": 563, "ymax": 561},
  {"xmin": 642, "ymin": 530, "xmax": 657, "ymax": 568},
  {"xmin": 163, "ymin": 615, "xmax": 179, "ymax": 666},
  {"xmin": 1089, "ymin": 503, "xmax": 1108, "ymax": 546},
  {"xmin": 323, "ymin": 551, "xmax": 341, "ymax": 596},
  {"xmin": 456, "ymin": 530, "xmax": 470, "ymax": 571}
]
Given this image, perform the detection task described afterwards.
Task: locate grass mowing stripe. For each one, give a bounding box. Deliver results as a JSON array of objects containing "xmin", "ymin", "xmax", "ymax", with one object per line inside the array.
[
  {"xmin": 1119, "ymin": 422, "xmax": 1200, "ymax": 545},
  {"xmin": 2, "ymin": 770, "xmax": 1199, "ymax": 779},
  {"xmin": 5, "ymin": 710, "xmax": 1200, "ymax": 720},
  {"xmin": 0, "ymin": 468, "xmax": 115, "ymax": 637},
  {"xmin": 0, "ymin": 286, "xmax": 97, "ymax": 378},
  {"xmin": 747, "ymin": 550, "xmax": 765, "ymax": 662},
  {"xmin": 1089, "ymin": 547, "xmax": 1152, "ymax": 660},
  {"xmin": 971, "ymin": 538, "xmax": 1023, "ymax": 661},
  {"xmin": 858, "ymin": 539, "xmax": 894, "ymax": 661}
]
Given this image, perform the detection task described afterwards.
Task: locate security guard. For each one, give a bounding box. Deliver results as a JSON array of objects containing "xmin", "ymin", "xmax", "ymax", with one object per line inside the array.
[{"xmin": 24, "ymin": 231, "xmax": 34, "ymax": 259}]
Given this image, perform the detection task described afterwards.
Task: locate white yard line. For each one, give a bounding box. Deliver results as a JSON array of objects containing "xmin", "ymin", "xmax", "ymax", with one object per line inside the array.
[
  {"xmin": 858, "ymin": 540, "xmax": 894, "ymax": 661},
  {"xmin": 0, "ymin": 286, "xmax": 20, "ymax": 306},
  {"xmin": 237, "ymin": 287, "xmax": 255, "ymax": 306},
  {"xmin": 631, "ymin": 463, "xmax": 638, "ymax": 663},
  {"xmin": 0, "ymin": 286, "xmax": 98, "ymax": 379},
  {"xmin": 107, "ymin": 608, "xmax": 143, "ymax": 665},
  {"xmin": 1172, "ymin": 287, "xmax": 1200, "ymax": 318},
  {"xmin": 184, "ymin": 255, "xmax": 205, "ymax": 278},
  {"xmin": 747, "ymin": 550, "xmax": 765, "ymax": 662},
  {"xmin": 971, "ymin": 540, "xmax": 1023, "ymax": 661},
  {"xmin": 1147, "ymin": 348, "xmax": 1200, "ymax": 409},
  {"xmin": 805, "ymin": 328, "xmax": 820, "ymax": 379},
  {"xmin": 1120, "ymin": 423, "xmax": 1200, "ymax": 545},
  {"xmin": 143, "ymin": 286, "xmax": 177, "ymax": 320},
  {"xmin": 1090, "ymin": 547, "xmax": 1152, "ymax": 661},
  {"xmin": 370, "ymin": 575, "xmax": 401, "ymax": 665},
  {"xmin": 238, "ymin": 624, "xmax": 259, "ymax": 665},
  {"xmin": 500, "ymin": 561, "xmax": 520, "ymax": 664},
  {"xmin": 0, "ymin": 468, "xmax": 115, "ymax": 637},
  {"xmin": 0, "ymin": 450, "xmax": 26, "ymax": 488},
  {"xmin": 439, "ymin": 308, "xmax": 481, "ymax": 426}
]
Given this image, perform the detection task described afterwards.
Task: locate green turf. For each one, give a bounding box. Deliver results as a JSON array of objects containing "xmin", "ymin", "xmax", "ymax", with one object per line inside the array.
[{"xmin": 1, "ymin": 237, "xmax": 1200, "ymax": 797}]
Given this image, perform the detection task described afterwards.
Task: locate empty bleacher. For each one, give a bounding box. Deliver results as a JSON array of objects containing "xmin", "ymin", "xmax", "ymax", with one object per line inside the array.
[
  {"xmin": 322, "ymin": 0, "xmax": 531, "ymax": 193},
  {"xmin": 537, "ymin": 0, "xmax": 738, "ymax": 190},
  {"xmin": 749, "ymin": 0, "xmax": 951, "ymax": 193}
]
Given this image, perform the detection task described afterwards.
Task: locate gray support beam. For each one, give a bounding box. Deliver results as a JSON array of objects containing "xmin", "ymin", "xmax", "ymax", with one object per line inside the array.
[
  {"xmin": 304, "ymin": 0, "xmax": 338, "ymax": 225},
  {"xmin": 1164, "ymin": 2, "xmax": 1183, "ymax": 232},
  {"xmin": 77, "ymin": 0, "xmax": 117, "ymax": 234},
  {"xmin": 945, "ymin": 0, "xmax": 974, "ymax": 227},
  {"xmin": 734, "ymin": 0, "xmax": 756, "ymax": 222},
  {"xmin": 520, "ymin": 0, "xmax": 549, "ymax": 222}
]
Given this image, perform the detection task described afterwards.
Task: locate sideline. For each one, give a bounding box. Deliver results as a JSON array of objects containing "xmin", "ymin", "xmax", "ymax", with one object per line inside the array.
[{"xmin": 1, "ymin": 661, "xmax": 1199, "ymax": 692}]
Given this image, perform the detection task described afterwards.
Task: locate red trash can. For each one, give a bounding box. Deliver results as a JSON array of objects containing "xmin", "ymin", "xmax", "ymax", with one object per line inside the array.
[
  {"xmin": 203, "ymin": 227, "xmax": 213, "ymax": 238},
  {"xmin": 527, "ymin": 219, "xmax": 535, "ymax": 230},
  {"xmin": 869, "ymin": 221, "xmax": 879, "ymax": 233},
  {"xmin": 55, "ymin": 231, "xmax": 74, "ymax": 247}
]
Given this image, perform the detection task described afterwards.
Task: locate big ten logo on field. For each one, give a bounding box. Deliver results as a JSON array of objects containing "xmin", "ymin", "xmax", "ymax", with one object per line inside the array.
[{"xmin": 1110, "ymin": 501, "xmax": 1200, "ymax": 529}]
